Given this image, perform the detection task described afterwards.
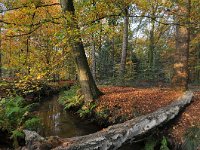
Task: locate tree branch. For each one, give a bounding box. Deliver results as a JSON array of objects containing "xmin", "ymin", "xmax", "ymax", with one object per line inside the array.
[{"xmin": 1, "ymin": 2, "xmax": 60, "ymax": 13}]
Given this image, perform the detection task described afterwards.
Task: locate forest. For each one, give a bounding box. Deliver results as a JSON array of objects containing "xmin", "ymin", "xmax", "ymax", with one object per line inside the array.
[{"xmin": 0, "ymin": 0, "xmax": 200, "ymax": 149}]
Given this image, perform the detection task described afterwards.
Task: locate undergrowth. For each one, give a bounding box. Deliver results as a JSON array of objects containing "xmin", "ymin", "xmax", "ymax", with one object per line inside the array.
[
  {"xmin": 0, "ymin": 96, "xmax": 40, "ymax": 147},
  {"xmin": 58, "ymin": 85, "xmax": 104, "ymax": 119},
  {"xmin": 182, "ymin": 125, "xmax": 200, "ymax": 150},
  {"xmin": 144, "ymin": 136, "xmax": 170, "ymax": 150},
  {"xmin": 58, "ymin": 85, "xmax": 84, "ymax": 110}
]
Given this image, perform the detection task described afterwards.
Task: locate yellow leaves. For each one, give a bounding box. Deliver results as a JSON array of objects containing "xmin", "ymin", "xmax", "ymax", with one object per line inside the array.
[
  {"xmin": 174, "ymin": 63, "xmax": 184, "ymax": 68},
  {"xmin": 36, "ymin": 73, "xmax": 45, "ymax": 80},
  {"xmin": 29, "ymin": 0, "xmax": 43, "ymax": 7}
]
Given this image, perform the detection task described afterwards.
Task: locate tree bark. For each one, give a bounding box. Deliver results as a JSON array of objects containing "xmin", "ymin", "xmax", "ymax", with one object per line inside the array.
[
  {"xmin": 0, "ymin": 25, "xmax": 2, "ymax": 79},
  {"xmin": 148, "ymin": 16, "xmax": 155, "ymax": 78},
  {"xmin": 111, "ymin": 37, "xmax": 115, "ymax": 77},
  {"xmin": 119, "ymin": 7, "xmax": 129, "ymax": 78},
  {"xmin": 60, "ymin": 0, "xmax": 102, "ymax": 103},
  {"xmin": 172, "ymin": 0, "xmax": 190, "ymax": 91},
  {"xmin": 91, "ymin": 36, "xmax": 96, "ymax": 81},
  {"xmin": 26, "ymin": 36, "xmax": 30, "ymax": 75}
]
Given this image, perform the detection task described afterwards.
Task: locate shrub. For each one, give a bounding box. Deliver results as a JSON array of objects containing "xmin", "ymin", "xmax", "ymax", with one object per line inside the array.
[
  {"xmin": 160, "ymin": 136, "xmax": 170, "ymax": 150},
  {"xmin": 58, "ymin": 85, "xmax": 84, "ymax": 109},
  {"xmin": 182, "ymin": 126, "xmax": 200, "ymax": 150},
  {"xmin": 0, "ymin": 96, "xmax": 40, "ymax": 147},
  {"xmin": 144, "ymin": 136, "xmax": 170, "ymax": 150},
  {"xmin": 58, "ymin": 85, "xmax": 98, "ymax": 118},
  {"xmin": 144, "ymin": 136, "xmax": 157, "ymax": 150},
  {"xmin": 78, "ymin": 102, "xmax": 97, "ymax": 118},
  {"xmin": 13, "ymin": 77, "xmax": 44, "ymax": 96}
]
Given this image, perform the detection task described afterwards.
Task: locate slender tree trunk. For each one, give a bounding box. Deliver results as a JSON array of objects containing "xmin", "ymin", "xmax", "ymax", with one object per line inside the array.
[
  {"xmin": 111, "ymin": 37, "xmax": 115, "ymax": 77},
  {"xmin": 98, "ymin": 21, "xmax": 103, "ymax": 79},
  {"xmin": 91, "ymin": 0, "xmax": 96, "ymax": 81},
  {"xmin": 172, "ymin": 0, "xmax": 190, "ymax": 90},
  {"xmin": 0, "ymin": 24, "xmax": 2, "ymax": 79},
  {"xmin": 91, "ymin": 36, "xmax": 96, "ymax": 80},
  {"xmin": 119, "ymin": 7, "xmax": 129, "ymax": 78},
  {"xmin": 8, "ymin": 39, "xmax": 12, "ymax": 78},
  {"xmin": 60, "ymin": 0, "xmax": 102, "ymax": 103},
  {"xmin": 26, "ymin": 36, "xmax": 30, "ymax": 74},
  {"xmin": 149, "ymin": 17, "xmax": 155, "ymax": 79},
  {"xmin": 196, "ymin": 44, "xmax": 200, "ymax": 83}
]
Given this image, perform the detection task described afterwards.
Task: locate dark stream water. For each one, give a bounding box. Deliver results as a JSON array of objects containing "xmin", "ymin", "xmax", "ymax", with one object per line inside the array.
[
  {"xmin": 36, "ymin": 95, "xmax": 102, "ymax": 138},
  {"xmin": 36, "ymin": 95, "xmax": 144, "ymax": 150}
]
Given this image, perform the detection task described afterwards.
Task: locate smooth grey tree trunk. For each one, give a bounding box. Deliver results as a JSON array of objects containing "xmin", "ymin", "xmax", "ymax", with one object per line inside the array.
[
  {"xmin": 0, "ymin": 25, "xmax": 2, "ymax": 79},
  {"xmin": 119, "ymin": 7, "xmax": 129, "ymax": 78},
  {"xmin": 148, "ymin": 16, "xmax": 155, "ymax": 78},
  {"xmin": 111, "ymin": 37, "xmax": 115, "ymax": 77},
  {"xmin": 91, "ymin": 36, "xmax": 96, "ymax": 80}
]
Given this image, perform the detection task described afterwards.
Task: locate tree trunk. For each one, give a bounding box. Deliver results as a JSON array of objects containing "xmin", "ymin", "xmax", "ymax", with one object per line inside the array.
[
  {"xmin": 196, "ymin": 44, "xmax": 200, "ymax": 83},
  {"xmin": 172, "ymin": 0, "xmax": 190, "ymax": 91},
  {"xmin": 111, "ymin": 37, "xmax": 115, "ymax": 77},
  {"xmin": 119, "ymin": 7, "xmax": 129, "ymax": 78},
  {"xmin": 26, "ymin": 36, "xmax": 30, "ymax": 74},
  {"xmin": 91, "ymin": 36, "xmax": 96, "ymax": 80},
  {"xmin": 60, "ymin": 0, "xmax": 102, "ymax": 103},
  {"xmin": 148, "ymin": 16, "xmax": 155, "ymax": 79},
  {"xmin": 0, "ymin": 25, "xmax": 2, "ymax": 79}
]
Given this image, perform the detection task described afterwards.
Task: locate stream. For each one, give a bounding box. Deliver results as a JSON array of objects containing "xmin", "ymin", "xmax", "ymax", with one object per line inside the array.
[
  {"xmin": 36, "ymin": 95, "xmax": 102, "ymax": 138},
  {"xmin": 35, "ymin": 95, "xmax": 144, "ymax": 149}
]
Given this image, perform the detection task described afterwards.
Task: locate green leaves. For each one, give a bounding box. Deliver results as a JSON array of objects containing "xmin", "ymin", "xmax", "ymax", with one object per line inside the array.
[
  {"xmin": 58, "ymin": 85, "xmax": 98, "ymax": 118},
  {"xmin": 183, "ymin": 126, "xmax": 200, "ymax": 150},
  {"xmin": 144, "ymin": 136, "xmax": 157, "ymax": 150},
  {"xmin": 144, "ymin": 136, "xmax": 170, "ymax": 150},
  {"xmin": 160, "ymin": 137, "xmax": 170, "ymax": 150},
  {"xmin": 0, "ymin": 96, "xmax": 40, "ymax": 147},
  {"xmin": 58, "ymin": 85, "xmax": 84, "ymax": 109},
  {"xmin": 24, "ymin": 117, "xmax": 40, "ymax": 131},
  {"xmin": 78, "ymin": 102, "xmax": 97, "ymax": 118}
]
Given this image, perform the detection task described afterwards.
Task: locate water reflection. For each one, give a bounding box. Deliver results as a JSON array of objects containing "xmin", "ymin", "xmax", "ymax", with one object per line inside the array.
[
  {"xmin": 36, "ymin": 95, "xmax": 101, "ymax": 138},
  {"xmin": 35, "ymin": 95, "xmax": 144, "ymax": 150}
]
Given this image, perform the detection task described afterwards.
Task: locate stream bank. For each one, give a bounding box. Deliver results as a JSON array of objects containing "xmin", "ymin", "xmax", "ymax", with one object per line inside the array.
[
  {"xmin": 22, "ymin": 91, "xmax": 193, "ymax": 150},
  {"xmin": 0, "ymin": 80, "xmax": 74, "ymax": 149},
  {"xmin": 35, "ymin": 95, "xmax": 102, "ymax": 138},
  {"xmin": 1, "ymin": 84, "xmax": 197, "ymax": 149}
]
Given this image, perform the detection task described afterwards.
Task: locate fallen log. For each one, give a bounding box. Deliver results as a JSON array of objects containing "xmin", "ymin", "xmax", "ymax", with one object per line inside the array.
[{"xmin": 23, "ymin": 91, "xmax": 193, "ymax": 150}]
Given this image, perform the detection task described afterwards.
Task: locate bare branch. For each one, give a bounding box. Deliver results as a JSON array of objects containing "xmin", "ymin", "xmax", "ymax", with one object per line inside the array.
[{"xmin": 2, "ymin": 2, "xmax": 60, "ymax": 13}]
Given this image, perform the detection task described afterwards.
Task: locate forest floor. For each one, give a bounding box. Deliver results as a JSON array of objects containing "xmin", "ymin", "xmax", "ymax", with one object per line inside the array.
[
  {"xmin": 1, "ymin": 80, "xmax": 199, "ymax": 146},
  {"xmin": 166, "ymin": 89, "xmax": 200, "ymax": 144},
  {"xmin": 95, "ymin": 86, "xmax": 200, "ymax": 144}
]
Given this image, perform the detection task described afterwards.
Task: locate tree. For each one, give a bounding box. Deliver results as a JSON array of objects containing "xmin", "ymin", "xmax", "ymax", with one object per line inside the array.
[
  {"xmin": 60, "ymin": 0, "xmax": 103, "ymax": 104},
  {"xmin": 91, "ymin": 35, "xmax": 96, "ymax": 80},
  {"xmin": 172, "ymin": 0, "xmax": 191, "ymax": 90},
  {"xmin": 0, "ymin": 20, "xmax": 2, "ymax": 79},
  {"xmin": 119, "ymin": 7, "xmax": 129, "ymax": 79},
  {"xmin": 0, "ymin": 3, "xmax": 7, "ymax": 79}
]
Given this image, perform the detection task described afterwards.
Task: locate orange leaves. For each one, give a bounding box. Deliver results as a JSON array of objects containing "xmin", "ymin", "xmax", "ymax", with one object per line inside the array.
[
  {"xmin": 96, "ymin": 86, "xmax": 182, "ymax": 124},
  {"xmin": 96, "ymin": 86, "xmax": 200, "ymax": 144},
  {"xmin": 166, "ymin": 90, "xmax": 200, "ymax": 143}
]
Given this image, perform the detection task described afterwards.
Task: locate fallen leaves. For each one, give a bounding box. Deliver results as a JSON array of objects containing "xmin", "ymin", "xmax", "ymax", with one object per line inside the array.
[
  {"xmin": 95, "ymin": 86, "xmax": 200, "ymax": 144},
  {"xmin": 96, "ymin": 86, "xmax": 182, "ymax": 124},
  {"xmin": 167, "ymin": 90, "xmax": 200, "ymax": 143}
]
